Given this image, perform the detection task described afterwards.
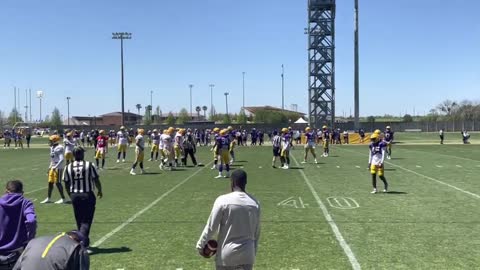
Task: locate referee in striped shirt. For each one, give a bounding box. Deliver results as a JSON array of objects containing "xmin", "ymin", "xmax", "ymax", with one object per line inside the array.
[
  {"xmin": 63, "ymin": 146, "xmax": 103, "ymax": 248},
  {"xmin": 271, "ymin": 130, "xmax": 282, "ymax": 168}
]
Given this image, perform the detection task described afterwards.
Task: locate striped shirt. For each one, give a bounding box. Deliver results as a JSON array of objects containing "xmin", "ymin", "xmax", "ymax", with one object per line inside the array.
[
  {"xmin": 63, "ymin": 161, "xmax": 99, "ymax": 193},
  {"xmin": 272, "ymin": 135, "xmax": 281, "ymax": 148}
]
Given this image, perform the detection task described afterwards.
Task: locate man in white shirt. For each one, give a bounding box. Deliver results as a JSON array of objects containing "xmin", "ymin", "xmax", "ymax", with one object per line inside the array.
[
  {"xmin": 41, "ymin": 135, "xmax": 68, "ymax": 204},
  {"xmin": 116, "ymin": 126, "xmax": 129, "ymax": 163},
  {"xmin": 197, "ymin": 169, "xmax": 260, "ymax": 270}
]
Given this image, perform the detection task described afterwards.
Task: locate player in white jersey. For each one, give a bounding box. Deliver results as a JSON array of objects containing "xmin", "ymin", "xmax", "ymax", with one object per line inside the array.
[
  {"xmin": 159, "ymin": 127, "xmax": 175, "ymax": 170},
  {"xmin": 116, "ymin": 126, "xmax": 128, "ymax": 163},
  {"xmin": 41, "ymin": 135, "xmax": 68, "ymax": 204},
  {"xmin": 130, "ymin": 129, "xmax": 146, "ymax": 175},
  {"xmin": 64, "ymin": 132, "xmax": 76, "ymax": 165},
  {"xmin": 174, "ymin": 129, "xmax": 185, "ymax": 167},
  {"xmin": 149, "ymin": 129, "xmax": 161, "ymax": 161},
  {"xmin": 368, "ymin": 133, "xmax": 389, "ymax": 193}
]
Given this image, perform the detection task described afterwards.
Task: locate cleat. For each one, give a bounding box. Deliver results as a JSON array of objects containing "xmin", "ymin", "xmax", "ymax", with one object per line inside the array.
[
  {"xmin": 387, "ymin": 156, "xmax": 391, "ymax": 160},
  {"xmin": 383, "ymin": 189, "xmax": 388, "ymax": 193},
  {"xmin": 40, "ymin": 198, "xmax": 52, "ymax": 204},
  {"xmin": 141, "ymin": 169, "xmax": 146, "ymax": 174},
  {"xmin": 210, "ymin": 165, "xmax": 217, "ymax": 170},
  {"xmin": 159, "ymin": 163, "xmax": 164, "ymax": 170},
  {"xmin": 122, "ymin": 159, "xmax": 126, "ymax": 163},
  {"xmin": 301, "ymin": 161, "xmax": 307, "ymax": 164},
  {"xmin": 314, "ymin": 159, "xmax": 318, "ymax": 164},
  {"xmin": 215, "ymin": 174, "xmax": 223, "ymax": 179},
  {"xmin": 148, "ymin": 158, "xmax": 152, "ymax": 161},
  {"xmin": 282, "ymin": 166, "xmax": 289, "ymax": 170},
  {"xmin": 54, "ymin": 198, "xmax": 65, "ymax": 204},
  {"xmin": 371, "ymin": 189, "xmax": 377, "ymax": 194},
  {"xmin": 129, "ymin": 169, "xmax": 136, "ymax": 175},
  {"xmin": 116, "ymin": 160, "xmax": 120, "ymax": 163}
]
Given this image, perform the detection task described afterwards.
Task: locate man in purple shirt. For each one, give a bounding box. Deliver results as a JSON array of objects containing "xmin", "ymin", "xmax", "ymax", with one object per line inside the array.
[{"xmin": 0, "ymin": 180, "xmax": 37, "ymax": 269}]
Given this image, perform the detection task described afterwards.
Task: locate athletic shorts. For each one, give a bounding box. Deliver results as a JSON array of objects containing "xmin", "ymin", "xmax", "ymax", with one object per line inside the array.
[
  {"xmin": 151, "ymin": 144, "xmax": 159, "ymax": 153},
  {"xmin": 95, "ymin": 148, "xmax": 106, "ymax": 159},
  {"xmin": 273, "ymin": 147, "xmax": 280, "ymax": 157},
  {"xmin": 118, "ymin": 144, "xmax": 127, "ymax": 152},
  {"xmin": 135, "ymin": 149, "xmax": 144, "ymax": 163},
  {"xmin": 220, "ymin": 150, "xmax": 230, "ymax": 164},
  {"xmin": 370, "ymin": 164, "xmax": 384, "ymax": 176},
  {"xmin": 48, "ymin": 168, "xmax": 62, "ymax": 184}
]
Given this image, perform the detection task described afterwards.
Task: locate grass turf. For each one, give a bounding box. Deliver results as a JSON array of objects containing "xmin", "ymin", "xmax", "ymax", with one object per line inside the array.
[{"xmin": 1, "ymin": 137, "xmax": 480, "ymax": 269}]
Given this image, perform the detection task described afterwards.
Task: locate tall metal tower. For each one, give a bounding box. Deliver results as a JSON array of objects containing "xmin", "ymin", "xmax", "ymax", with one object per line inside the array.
[{"xmin": 307, "ymin": 0, "xmax": 336, "ymax": 128}]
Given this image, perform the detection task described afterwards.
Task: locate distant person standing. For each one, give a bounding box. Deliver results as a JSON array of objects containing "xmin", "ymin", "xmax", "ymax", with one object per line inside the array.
[
  {"xmin": 130, "ymin": 129, "xmax": 146, "ymax": 175},
  {"xmin": 41, "ymin": 135, "xmax": 68, "ymax": 204},
  {"xmin": 462, "ymin": 130, "xmax": 470, "ymax": 144},
  {"xmin": 63, "ymin": 147, "xmax": 102, "ymax": 248},
  {"xmin": 439, "ymin": 129, "xmax": 444, "ymax": 144},
  {"xmin": 183, "ymin": 129, "xmax": 197, "ymax": 166},
  {"xmin": 359, "ymin": 128, "xmax": 365, "ymax": 143},
  {"xmin": 197, "ymin": 169, "xmax": 260, "ymax": 270},
  {"xmin": 271, "ymin": 130, "xmax": 281, "ymax": 168},
  {"xmin": 25, "ymin": 131, "xmax": 31, "ymax": 148}
]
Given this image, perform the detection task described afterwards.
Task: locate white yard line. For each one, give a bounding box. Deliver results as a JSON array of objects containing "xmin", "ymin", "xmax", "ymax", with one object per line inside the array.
[
  {"xmin": 291, "ymin": 155, "xmax": 361, "ymax": 270},
  {"xmin": 92, "ymin": 161, "xmax": 212, "ymax": 248},
  {"xmin": 337, "ymin": 147, "xmax": 480, "ymax": 200},
  {"xmin": 386, "ymin": 162, "xmax": 480, "ymax": 199}
]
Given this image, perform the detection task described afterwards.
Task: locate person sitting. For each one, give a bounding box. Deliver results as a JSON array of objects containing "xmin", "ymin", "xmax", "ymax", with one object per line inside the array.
[
  {"xmin": 13, "ymin": 231, "xmax": 89, "ymax": 270},
  {"xmin": 0, "ymin": 180, "xmax": 37, "ymax": 270},
  {"xmin": 462, "ymin": 130, "xmax": 470, "ymax": 144}
]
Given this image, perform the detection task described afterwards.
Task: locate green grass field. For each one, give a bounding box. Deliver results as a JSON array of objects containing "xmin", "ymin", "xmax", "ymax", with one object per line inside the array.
[{"xmin": 1, "ymin": 134, "xmax": 480, "ymax": 269}]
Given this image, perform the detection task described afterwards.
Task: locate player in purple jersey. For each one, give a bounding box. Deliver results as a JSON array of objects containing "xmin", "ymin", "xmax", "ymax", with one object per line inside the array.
[
  {"xmin": 383, "ymin": 126, "xmax": 394, "ymax": 159},
  {"xmin": 215, "ymin": 129, "xmax": 231, "ymax": 178},
  {"xmin": 368, "ymin": 133, "xmax": 389, "ymax": 193},
  {"xmin": 302, "ymin": 127, "xmax": 318, "ymax": 164}
]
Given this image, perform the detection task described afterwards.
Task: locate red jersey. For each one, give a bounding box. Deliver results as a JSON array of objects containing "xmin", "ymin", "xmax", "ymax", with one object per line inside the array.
[{"xmin": 97, "ymin": 136, "xmax": 108, "ymax": 148}]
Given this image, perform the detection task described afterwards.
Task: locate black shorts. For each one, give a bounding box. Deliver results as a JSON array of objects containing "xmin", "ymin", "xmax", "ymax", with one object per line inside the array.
[{"xmin": 273, "ymin": 147, "xmax": 280, "ymax": 157}]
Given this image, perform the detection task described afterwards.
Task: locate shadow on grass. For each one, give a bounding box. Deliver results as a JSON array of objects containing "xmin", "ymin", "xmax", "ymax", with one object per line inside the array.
[
  {"xmin": 385, "ymin": 191, "xmax": 407, "ymax": 195},
  {"xmin": 384, "ymin": 168, "xmax": 396, "ymax": 171},
  {"xmin": 89, "ymin": 246, "xmax": 132, "ymax": 256},
  {"xmin": 288, "ymin": 167, "xmax": 304, "ymax": 170},
  {"xmin": 390, "ymin": 157, "xmax": 404, "ymax": 160},
  {"xmin": 235, "ymin": 160, "xmax": 248, "ymax": 163}
]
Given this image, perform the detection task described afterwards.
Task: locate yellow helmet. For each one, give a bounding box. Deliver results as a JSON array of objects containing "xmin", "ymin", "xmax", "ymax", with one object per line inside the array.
[
  {"xmin": 322, "ymin": 125, "xmax": 327, "ymax": 129},
  {"xmin": 66, "ymin": 132, "xmax": 73, "ymax": 137},
  {"xmin": 213, "ymin": 127, "xmax": 220, "ymax": 133},
  {"xmin": 49, "ymin": 135, "xmax": 61, "ymax": 143},
  {"xmin": 120, "ymin": 126, "xmax": 125, "ymax": 130},
  {"xmin": 138, "ymin": 128, "xmax": 145, "ymax": 135},
  {"xmin": 305, "ymin": 127, "xmax": 311, "ymax": 132},
  {"xmin": 374, "ymin": 129, "xmax": 381, "ymax": 135},
  {"xmin": 179, "ymin": 129, "xmax": 186, "ymax": 135},
  {"xmin": 370, "ymin": 133, "xmax": 379, "ymax": 141},
  {"xmin": 386, "ymin": 126, "xmax": 391, "ymax": 130},
  {"xmin": 281, "ymin": 128, "xmax": 288, "ymax": 133},
  {"xmin": 227, "ymin": 126, "xmax": 233, "ymax": 131},
  {"xmin": 153, "ymin": 129, "xmax": 158, "ymax": 133},
  {"xmin": 99, "ymin": 130, "xmax": 105, "ymax": 135},
  {"xmin": 219, "ymin": 129, "xmax": 227, "ymax": 136}
]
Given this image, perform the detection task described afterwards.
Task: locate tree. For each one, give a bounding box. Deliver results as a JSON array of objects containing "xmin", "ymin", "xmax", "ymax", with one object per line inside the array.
[
  {"xmin": 403, "ymin": 114, "xmax": 413, "ymax": 122},
  {"xmin": 7, "ymin": 108, "xmax": 23, "ymax": 125},
  {"xmin": 177, "ymin": 108, "xmax": 190, "ymax": 124},
  {"xmin": 209, "ymin": 106, "xmax": 216, "ymax": 120},
  {"xmin": 223, "ymin": 114, "xmax": 231, "ymax": 124},
  {"xmin": 50, "ymin": 108, "xmax": 62, "ymax": 127},
  {"xmin": 165, "ymin": 112, "xmax": 176, "ymax": 126},
  {"xmin": 237, "ymin": 110, "xmax": 248, "ymax": 124},
  {"xmin": 253, "ymin": 110, "xmax": 288, "ymax": 124},
  {"xmin": 195, "ymin": 106, "xmax": 202, "ymax": 119},
  {"xmin": 202, "ymin": 106, "xmax": 208, "ymax": 118},
  {"xmin": 135, "ymin": 104, "xmax": 142, "ymax": 115},
  {"xmin": 144, "ymin": 105, "xmax": 153, "ymax": 125}
]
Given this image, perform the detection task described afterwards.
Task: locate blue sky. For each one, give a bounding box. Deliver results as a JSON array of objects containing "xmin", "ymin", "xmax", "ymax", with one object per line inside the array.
[{"xmin": 1, "ymin": 0, "xmax": 479, "ymax": 121}]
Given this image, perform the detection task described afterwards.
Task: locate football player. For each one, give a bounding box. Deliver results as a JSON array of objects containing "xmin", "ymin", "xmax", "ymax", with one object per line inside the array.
[
  {"xmin": 149, "ymin": 129, "xmax": 161, "ymax": 161},
  {"xmin": 368, "ymin": 133, "xmax": 389, "ymax": 193},
  {"xmin": 210, "ymin": 128, "xmax": 221, "ymax": 170},
  {"xmin": 116, "ymin": 126, "xmax": 128, "ymax": 163},
  {"xmin": 130, "ymin": 129, "xmax": 146, "ymax": 175},
  {"xmin": 159, "ymin": 127, "xmax": 175, "ymax": 170},
  {"xmin": 280, "ymin": 128, "xmax": 291, "ymax": 169},
  {"xmin": 384, "ymin": 126, "xmax": 394, "ymax": 159},
  {"xmin": 215, "ymin": 129, "xmax": 231, "ymax": 178},
  {"xmin": 174, "ymin": 129, "xmax": 185, "ymax": 167},
  {"xmin": 3, "ymin": 129, "xmax": 12, "ymax": 148},
  {"xmin": 321, "ymin": 126, "xmax": 330, "ymax": 157},
  {"xmin": 64, "ymin": 132, "xmax": 76, "ymax": 165},
  {"xmin": 302, "ymin": 127, "xmax": 318, "ymax": 164},
  {"xmin": 95, "ymin": 130, "xmax": 108, "ymax": 170},
  {"xmin": 41, "ymin": 135, "xmax": 68, "ymax": 204},
  {"xmin": 227, "ymin": 126, "xmax": 236, "ymax": 165},
  {"xmin": 128, "ymin": 128, "xmax": 135, "ymax": 147}
]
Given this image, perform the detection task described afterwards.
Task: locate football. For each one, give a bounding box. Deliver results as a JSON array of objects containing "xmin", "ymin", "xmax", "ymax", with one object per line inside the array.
[{"xmin": 202, "ymin": 240, "xmax": 218, "ymax": 258}]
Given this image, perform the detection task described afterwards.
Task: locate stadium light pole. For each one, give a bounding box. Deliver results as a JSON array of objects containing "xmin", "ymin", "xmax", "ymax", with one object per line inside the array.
[
  {"xmin": 24, "ymin": 89, "xmax": 28, "ymax": 122},
  {"xmin": 242, "ymin": 72, "xmax": 246, "ymax": 110},
  {"xmin": 36, "ymin": 91, "xmax": 44, "ymax": 122},
  {"xmin": 66, "ymin": 96, "xmax": 71, "ymax": 126},
  {"xmin": 29, "ymin": 88, "xmax": 32, "ymax": 123},
  {"xmin": 112, "ymin": 32, "xmax": 132, "ymax": 127},
  {"xmin": 209, "ymin": 84, "xmax": 215, "ymax": 117},
  {"xmin": 189, "ymin": 84, "xmax": 194, "ymax": 116},
  {"xmin": 354, "ymin": 0, "xmax": 360, "ymax": 129},
  {"xmin": 281, "ymin": 64, "xmax": 285, "ymax": 110},
  {"xmin": 224, "ymin": 92, "xmax": 229, "ymax": 115},
  {"xmin": 150, "ymin": 90, "xmax": 153, "ymax": 109}
]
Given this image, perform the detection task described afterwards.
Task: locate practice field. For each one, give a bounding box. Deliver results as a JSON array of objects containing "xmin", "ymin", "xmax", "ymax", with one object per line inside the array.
[{"xmin": 1, "ymin": 136, "xmax": 480, "ymax": 269}]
